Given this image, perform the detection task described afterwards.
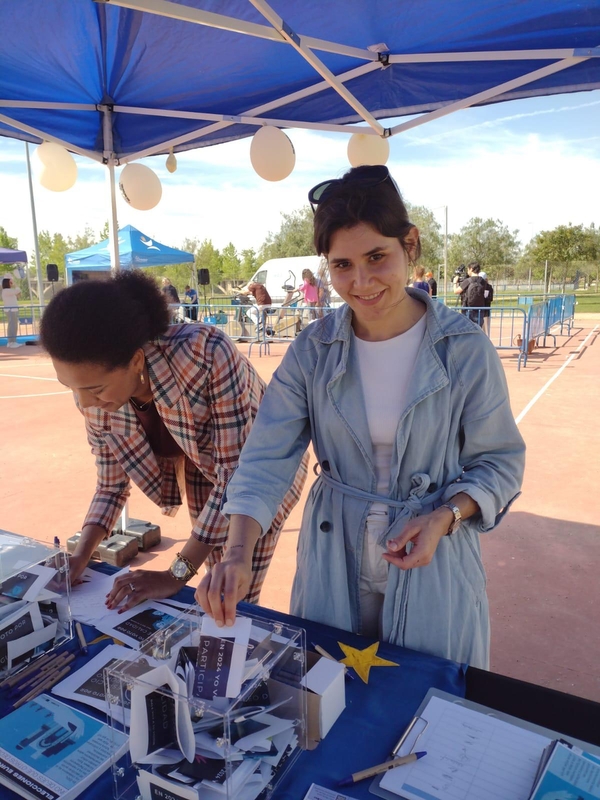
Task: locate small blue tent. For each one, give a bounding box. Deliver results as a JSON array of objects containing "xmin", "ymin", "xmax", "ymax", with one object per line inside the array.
[{"xmin": 65, "ymin": 225, "xmax": 194, "ymax": 285}]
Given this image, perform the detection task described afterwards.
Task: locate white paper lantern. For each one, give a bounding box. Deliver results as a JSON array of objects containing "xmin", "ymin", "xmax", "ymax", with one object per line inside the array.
[
  {"xmin": 119, "ymin": 163, "xmax": 162, "ymax": 210},
  {"xmin": 35, "ymin": 142, "xmax": 78, "ymax": 192},
  {"xmin": 347, "ymin": 133, "xmax": 390, "ymax": 167},
  {"xmin": 165, "ymin": 148, "xmax": 178, "ymax": 174},
  {"xmin": 250, "ymin": 127, "xmax": 295, "ymax": 181}
]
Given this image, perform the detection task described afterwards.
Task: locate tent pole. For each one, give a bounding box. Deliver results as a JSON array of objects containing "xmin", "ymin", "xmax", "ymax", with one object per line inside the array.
[
  {"xmin": 24, "ymin": 142, "xmax": 45, "ymax": 310},
  {"xmin": 107, "ymin": 161, "xmax": 120, "ymax": 274},
  {"xmin": 101, "ymin": 105, "xmax": 120, "ymax": 274}
]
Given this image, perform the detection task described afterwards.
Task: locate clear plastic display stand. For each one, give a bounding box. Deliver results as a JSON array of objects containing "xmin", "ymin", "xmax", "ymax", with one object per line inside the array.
[
  {"xmin": 0, "ymin": 529, "xmax": 72, "ymax": 679},
  {"xmin": 106, "ymin": 606, "xmax": 307, "ymax": 800}
]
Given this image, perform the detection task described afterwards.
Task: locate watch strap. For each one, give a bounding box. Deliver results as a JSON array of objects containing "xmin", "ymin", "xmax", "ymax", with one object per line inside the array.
[{"xmin": 440, "ymin": 502, "xmax": 462, "ymax": 535}]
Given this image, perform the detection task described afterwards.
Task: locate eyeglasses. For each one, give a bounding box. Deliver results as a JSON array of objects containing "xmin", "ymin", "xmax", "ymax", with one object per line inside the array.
[{"xmin": 308, "ymin": 165, "xmax": 397, "ymax": 210}]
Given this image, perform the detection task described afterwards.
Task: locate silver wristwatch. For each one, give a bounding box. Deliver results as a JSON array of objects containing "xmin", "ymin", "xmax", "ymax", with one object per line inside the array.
[{"xmin": 440, "ymin": 502, "xmax": 462, "ymax": 535}]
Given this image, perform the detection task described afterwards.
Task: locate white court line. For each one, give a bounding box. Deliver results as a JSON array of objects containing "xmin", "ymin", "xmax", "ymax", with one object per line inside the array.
[
  {"xmin": 0, "ymin": 391, "xmax": 70, "ymax": 399},
  {"xmin": 0, "ymin": 373, "xmax": 58, "ymax": 381},
  {"xmin": 515, "ymin": 325, "xmax": 598, "ymax": 426}
]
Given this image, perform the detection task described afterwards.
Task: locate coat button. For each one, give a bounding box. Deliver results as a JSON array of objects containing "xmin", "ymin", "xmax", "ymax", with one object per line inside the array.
[
  {"xmin": 322, "ymin": 460, "xmax": 330, "ymax": 471},
  {"xmin": 320, "ymin": 521, "xmax": 332, "ymax": 532}
]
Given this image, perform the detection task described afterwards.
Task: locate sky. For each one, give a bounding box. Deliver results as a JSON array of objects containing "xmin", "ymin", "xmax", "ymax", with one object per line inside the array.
[{"xmin": 1, "ymin": 89, "xmax": 599, "ymax": 261}]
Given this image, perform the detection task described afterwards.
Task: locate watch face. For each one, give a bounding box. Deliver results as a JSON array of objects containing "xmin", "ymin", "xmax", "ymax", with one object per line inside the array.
[{"xmin": 172, "ymin": 559, "xmax": 188, "ymax": 579}]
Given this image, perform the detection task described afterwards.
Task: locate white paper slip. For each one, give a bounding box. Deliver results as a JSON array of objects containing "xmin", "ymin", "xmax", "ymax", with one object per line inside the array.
[
  {"xmin": 93, "ymin": 601, "xmax": 180, "ymax": 649},
  {"xmin": 68, "ymin": 567, "xmax": 130, "ymax": 624},
  {"xmin": 379, "ymin": 695, "xmax": 550, "ymax": 800},
  {"xmin": 198, "ymin": 614, "xmax": 252, "ymax": 698},
  {"xmin": 303, "ymin": 784, "xmax": 359, "ymax": 800}
]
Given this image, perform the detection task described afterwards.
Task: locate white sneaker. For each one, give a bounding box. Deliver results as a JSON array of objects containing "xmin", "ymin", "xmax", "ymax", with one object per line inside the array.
[{"xmin": 6, "ymin": 342, "xmax": 24, "ymax": 348}]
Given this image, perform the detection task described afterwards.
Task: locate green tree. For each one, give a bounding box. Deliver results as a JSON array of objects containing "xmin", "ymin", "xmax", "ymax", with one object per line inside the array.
[
  {"xmin": 34, "ymin": 231, "xmax": 70, "ymax": 280},
  {"xmin": 220, "ymin": 242, "xmax": 242, "ymax": 281},
  {"xmin": 98, "ymin": 221, "xmax": 110, "ymax": 241},
  {"xmin": 526, "ymin": 224, "xmax": 598, "ymax": 290},
  {"xmin": 185, "ymin": 238, "xmax": 224, "ymax": 288},
  {"xmin": 405, "ymin": 204, "xmax": 443, "ymax": 268},
  {"xmin": 70, "ymin": 225, "xmax": 97, "ymax": 252},
  {"xmin": 448, "ymin": 218, "xmax": 521, "ymax": 281},
  {"xmin": 257, "ymin": 207, "xmax": 314, "ymax": 262},
  {"xmin": 0, "ymin": 226, "xmax": 18, "ymax": 250},
  {"xmin": 240, "ymin": 248, "xmax": 258, "ymax": 280}
]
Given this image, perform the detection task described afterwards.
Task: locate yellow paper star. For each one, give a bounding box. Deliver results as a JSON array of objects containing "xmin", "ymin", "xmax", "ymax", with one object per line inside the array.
[{"xmin": 338, "ymin": 641, "xmax": 400, "ymax": 684}]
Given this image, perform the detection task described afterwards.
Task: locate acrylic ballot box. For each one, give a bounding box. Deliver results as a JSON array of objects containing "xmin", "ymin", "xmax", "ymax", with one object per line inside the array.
[
  {"xmin": 0, "ymin": 529, "xmax": 72, "ymax": 679},
  {"xmin": 105, "ymin": 606, "xmax": 307, "ymax": 800}
]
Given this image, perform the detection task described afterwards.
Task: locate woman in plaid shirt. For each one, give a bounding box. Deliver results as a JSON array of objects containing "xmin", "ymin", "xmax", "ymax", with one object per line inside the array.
[{"xmin": 40, "ymin": 271, "xmax": 307, "ymax": 611}]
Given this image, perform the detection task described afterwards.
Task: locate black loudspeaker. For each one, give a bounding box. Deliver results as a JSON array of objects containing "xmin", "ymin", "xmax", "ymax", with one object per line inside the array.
[
  {"xmin": 47, "ymin": 263, "xmax": 59, "ymax": 282},
  {"xmin": 197, "ymin": 268, "xmax": 210, "ymax": 286}
]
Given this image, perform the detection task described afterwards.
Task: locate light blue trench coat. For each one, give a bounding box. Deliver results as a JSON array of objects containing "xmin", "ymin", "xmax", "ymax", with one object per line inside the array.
[{"xmin": 222, "ymin": 290, "xmax": 525, "ymax": 668}]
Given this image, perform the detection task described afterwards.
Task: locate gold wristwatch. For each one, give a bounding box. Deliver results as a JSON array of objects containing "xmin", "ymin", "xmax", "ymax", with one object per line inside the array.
[{"xmin": 168, "ymin": 553, "xmax": 198, "ymax": 582}]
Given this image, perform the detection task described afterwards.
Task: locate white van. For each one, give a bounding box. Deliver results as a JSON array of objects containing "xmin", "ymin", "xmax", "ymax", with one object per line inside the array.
[{"xmin": 249, "ymin": 255, "xmax": 324, "ymax": 304}]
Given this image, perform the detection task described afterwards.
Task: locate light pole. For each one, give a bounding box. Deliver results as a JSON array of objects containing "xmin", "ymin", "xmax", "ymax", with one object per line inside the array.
[{"xmin": 432, "ymin": 205, "xmax": 448, "ymax": 301}]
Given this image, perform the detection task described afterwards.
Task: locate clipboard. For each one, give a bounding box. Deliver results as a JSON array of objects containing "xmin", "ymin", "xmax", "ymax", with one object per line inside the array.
[{"xmin": 369, "ymin": 687, "xmax": 600, "ymax": 800}]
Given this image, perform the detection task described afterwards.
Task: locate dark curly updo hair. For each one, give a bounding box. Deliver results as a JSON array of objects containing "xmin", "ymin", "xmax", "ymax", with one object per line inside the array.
[{"xmin": 40, "ymin": 270, "xmax": 170, "ymax": 369}]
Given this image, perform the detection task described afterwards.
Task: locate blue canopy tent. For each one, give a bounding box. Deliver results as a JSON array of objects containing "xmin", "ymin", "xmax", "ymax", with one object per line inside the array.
[
  {"xmin": 1, "ymin": 0, "xmax": 599, "ymax": 160},
  {"xmin": 65, "ymin": 225, "xmax": 194, "ymax": 284},
  {"xmin": 0, "ymin": 0, "xmax": 599, "ymax": 269},
  {"xmin": 0, "ymin": 248, "xmax": 28, "ymax": 265}
]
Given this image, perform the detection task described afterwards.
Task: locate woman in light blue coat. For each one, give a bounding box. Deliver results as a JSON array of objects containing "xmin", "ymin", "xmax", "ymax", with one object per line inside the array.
[{"xmin": 197, "ymin": 166, "xmax": 525, "ymax": 669}]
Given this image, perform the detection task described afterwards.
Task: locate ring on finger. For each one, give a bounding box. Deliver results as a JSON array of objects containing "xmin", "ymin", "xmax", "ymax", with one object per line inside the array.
[{"xmin": 128, "ymin": 582, "xmax": 136, "ymax": 593}]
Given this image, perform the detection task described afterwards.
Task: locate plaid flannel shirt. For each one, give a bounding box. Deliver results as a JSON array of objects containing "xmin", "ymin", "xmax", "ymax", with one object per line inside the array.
[{"xmin": 79, "ymin": 323, "xmax": 307, "ymax": 601}]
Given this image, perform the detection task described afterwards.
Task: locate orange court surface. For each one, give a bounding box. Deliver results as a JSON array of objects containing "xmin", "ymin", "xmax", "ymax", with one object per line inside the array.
[{"xmin": 1, "ymin": 316, "xmax": 599, "ymax": 701}]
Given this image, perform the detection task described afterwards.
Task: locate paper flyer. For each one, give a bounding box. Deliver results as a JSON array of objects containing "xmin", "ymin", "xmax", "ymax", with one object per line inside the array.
[
  {"xmin": 197, "ymin": 615, "xmax": 252, "ymax": 699},
  {"xmin": 0, "ymin": 563, "xmax": 57, "ymax": 603},
  {"xmin": 52, "ymin": 644, "xmax": 156, "ymax": 723},
  {"xmin": 0, "ymin": 601, "xmax": 44, "ymax": 671},
  {"xmin": 303, "ymin": 784, "xmax": 359, "ymax": 800},
  {"xmin": 0, "ymin": 693, "xmax": 128, "ymax": 800},
  {"xmin": 94, "ymin": 602, "xmax": 180, "ymax": 649}
]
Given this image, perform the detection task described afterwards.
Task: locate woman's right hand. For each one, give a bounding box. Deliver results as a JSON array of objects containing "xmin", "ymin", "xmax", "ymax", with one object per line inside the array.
[
  {"xmin": 67, "ymin": 552, "xmax": 90, "ymax": 585},
  {"xmin": 195, "ymin": 556, "xmax": 252, "ymax": 628}
]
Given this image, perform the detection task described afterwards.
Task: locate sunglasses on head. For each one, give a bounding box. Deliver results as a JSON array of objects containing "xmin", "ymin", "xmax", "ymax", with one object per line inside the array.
[{"xmin": 308, "ymin": 165, "xmax": 398, "ymax": 210}]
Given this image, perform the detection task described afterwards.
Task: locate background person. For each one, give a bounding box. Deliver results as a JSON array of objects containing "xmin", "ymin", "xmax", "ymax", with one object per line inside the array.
[
  {"xmin": 2, "ymin": 276, "xmax": 21, "ymax": 348},
  {"xmin": 183, "ymin": 284, "xmax": 198, "ymax": 321},
  {"xmin": 298, "ymin": 268, "xmax": 319, "ymax": 320},
  {"xmin": 453, "ymin": 262, "xmax": 488, "ymax": 327},
  {"xmin": 412, "ymin": 265, "xmax": 432, "ymax": 295},
  {"xmin": 426, "ymin": 270, "xmax": 437, "ymax": 298},
  {"xmin": 197, "ymin": 165, "xmax": 525, "ymax": 669},
  {"xmin": 161, "ymin": 277, "xmax": 181, "ymax": 323},
  {"xmin": 39, "ymin": 270, "xmax": 307, "ymax": 611}
]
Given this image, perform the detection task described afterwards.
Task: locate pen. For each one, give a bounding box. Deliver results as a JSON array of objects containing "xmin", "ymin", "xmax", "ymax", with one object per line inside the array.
[
  {"xmin": 9, "ymin": 653, "xmax": 74, "ymax": 696},
  {"xmin": 311, "ymin": 642, "xmax": 355, "ymax": 681},
  {"xmin": 75, "ymin": 622, "xmax": 89, "ymax": 656},
  {"xmin": 338, "ymin": 751, "xmax": 427, "ymax": 786},
  {"xmin": 13, "ymin": 663, "xmax": 73, "ymax": 710},
  {"xmin": 1, "ymin": 649, "xmax": 60, "ymax": 688}
]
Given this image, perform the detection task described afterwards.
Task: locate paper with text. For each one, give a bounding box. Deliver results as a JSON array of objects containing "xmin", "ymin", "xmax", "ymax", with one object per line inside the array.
[{"xmin": 380, "ymin": 696, "xmax": 550, "ymax": 800}]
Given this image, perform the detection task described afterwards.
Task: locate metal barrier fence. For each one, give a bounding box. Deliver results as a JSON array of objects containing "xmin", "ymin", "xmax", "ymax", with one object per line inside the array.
[
  {"xmin": 2, "ymin": 296, "xmax": 578, "ymax": 372},
  {"xmin": 0, "ymin": 303, "xmax": 44, "ymax": 346}
]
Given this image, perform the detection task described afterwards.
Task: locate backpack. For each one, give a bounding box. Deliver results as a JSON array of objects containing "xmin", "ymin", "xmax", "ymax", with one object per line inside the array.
[
  {"xmin": 483, "ymin": 280, "xmax": 494, "ymax": 306},
  {"xmin": 465, "ymin": 276, "xmax": 487, "ymax": 308}
]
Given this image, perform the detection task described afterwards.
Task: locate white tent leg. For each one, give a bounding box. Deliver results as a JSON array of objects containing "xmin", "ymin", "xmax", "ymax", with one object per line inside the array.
[{"xmin": 24, "ymin": 142, "xmax": 45, "ymax": 310}]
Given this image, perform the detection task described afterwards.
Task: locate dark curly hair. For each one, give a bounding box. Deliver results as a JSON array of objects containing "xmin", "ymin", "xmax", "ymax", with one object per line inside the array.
[
  {"xmin": 40, "ymin": 270, "xmax": 170, "ymax": 369},
  {"xmin": 313, "ymin": 166, "xmax": 421, "ymax": 261}
]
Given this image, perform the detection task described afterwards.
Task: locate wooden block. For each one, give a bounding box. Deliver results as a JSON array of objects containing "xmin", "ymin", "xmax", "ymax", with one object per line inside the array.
[
  {"xmin": 112, "ymin": 519, "xmax": 161, "ymax": 551},
  {"xmin": 97, "ymin": 534, "xmax": 138, "ymax": 567}
]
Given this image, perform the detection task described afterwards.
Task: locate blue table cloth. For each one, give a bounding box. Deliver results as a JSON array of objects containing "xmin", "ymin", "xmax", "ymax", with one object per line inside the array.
[{"xmin": 1, "ymin": 564, "xmax": 466, "ymax": 800}]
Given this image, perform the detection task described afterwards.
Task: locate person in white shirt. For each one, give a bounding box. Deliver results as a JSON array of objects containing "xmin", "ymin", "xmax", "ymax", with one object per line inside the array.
[{"xmin": 2, "ymin": 277, "xmax": 21, "ymax": 347}]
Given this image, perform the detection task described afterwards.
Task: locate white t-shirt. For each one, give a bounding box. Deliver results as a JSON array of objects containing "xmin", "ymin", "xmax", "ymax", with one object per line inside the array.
[
  {"xmin": 2, "ymin": 287, "xmax": 20, "ymax": 308},
  {"xmin": 355, "ymin": 314, "xmax": 427, "ymax": 518}
]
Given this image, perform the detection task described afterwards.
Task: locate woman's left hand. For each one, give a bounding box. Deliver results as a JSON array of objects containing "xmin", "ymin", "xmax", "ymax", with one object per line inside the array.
[
  {"xmin": 382, "ymin": 507, "xmax": 453, "ymax": 571},
  {"xmin": 105, "ymin": 569, "xmax": 183, "ymax": 613}
]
